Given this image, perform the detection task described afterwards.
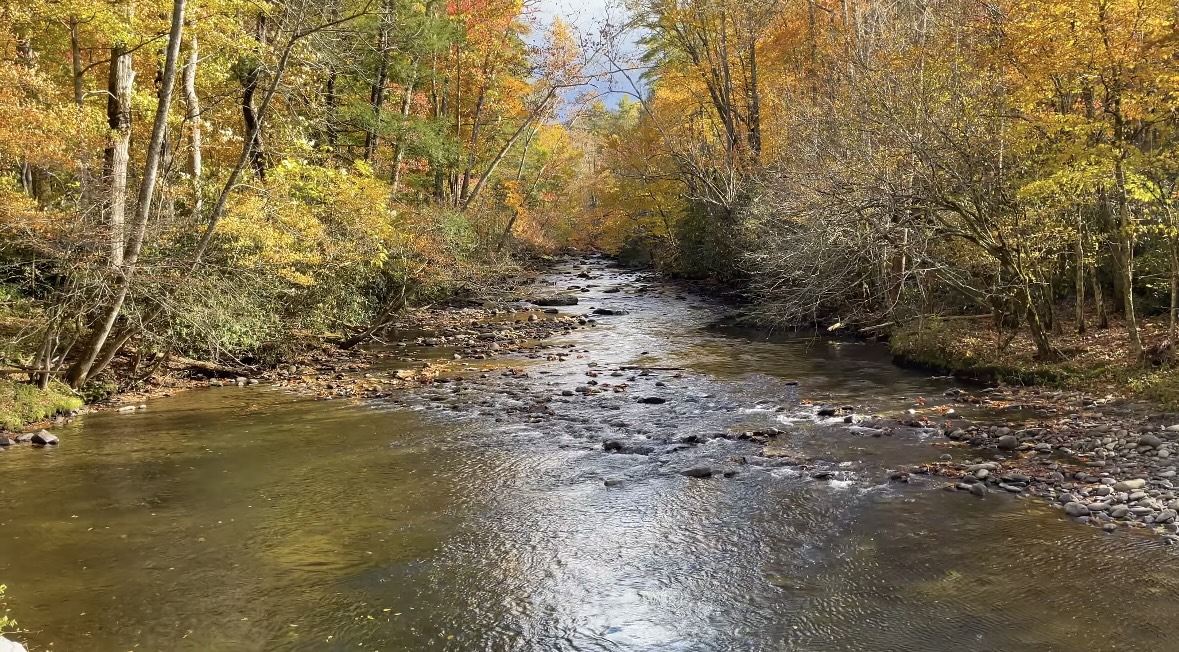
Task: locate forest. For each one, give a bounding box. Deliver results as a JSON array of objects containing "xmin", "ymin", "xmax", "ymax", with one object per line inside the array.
[{"xmin": 1, "ymin": 0, "xmax": 1178, "ymax": 423}]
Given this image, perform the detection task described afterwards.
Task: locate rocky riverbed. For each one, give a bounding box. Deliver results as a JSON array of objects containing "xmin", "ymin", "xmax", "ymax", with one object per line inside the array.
[{"xmin": 288, "ymin": 256, "xmax": 1179, "ymax": 541}]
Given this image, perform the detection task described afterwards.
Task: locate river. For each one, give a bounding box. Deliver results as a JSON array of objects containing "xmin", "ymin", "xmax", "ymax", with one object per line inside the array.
[{"xmin": 3, "ymin": 257, "xmax": 1178, "ymax": 651}]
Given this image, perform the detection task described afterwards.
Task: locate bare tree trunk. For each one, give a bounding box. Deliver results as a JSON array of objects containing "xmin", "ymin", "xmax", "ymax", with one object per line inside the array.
[
  {"xmin": 69, "ymin": 18, "xmax": 84, "ymax": 107},
  {"xmin": 1075, "ymin": 209, "xmax": 1086, "ymax": 334},
  {"xmin": 68, "ymin": 0, "xmax": 187, "ymax": 387},
  {"xmin": 106, "ymin": 39, "xmax": 135, "ymax": 268},
  {"xmin": 389, "ymin": 59, "xmax": 418, "ymax": 196},
  {"xmin": 183, "ymin": 36, "xmax": 203, "ymax": 221}
]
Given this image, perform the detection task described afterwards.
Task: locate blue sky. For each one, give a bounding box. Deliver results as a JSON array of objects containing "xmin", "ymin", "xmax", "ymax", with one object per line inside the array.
[{"xmin": 534, "ymin": 0, "xmax": 642, "ymax": 109}]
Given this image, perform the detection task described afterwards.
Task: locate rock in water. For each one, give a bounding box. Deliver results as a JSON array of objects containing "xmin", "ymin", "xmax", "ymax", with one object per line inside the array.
[
  {"xmin": 0, "ymin": 637, "xmax": 29, "ymax": 652},
  {"xmin": 603, "ymin": 479, "xmax": 624, "ymax": 487},
  {"xmin": 969, "ymin": 483, "xmax": 987, "ymax": 497},
  {"xmin": 31, "ymin": 430, "xmax": 58, "ymax": 446},
  {"xmin": 681, "ymin": 466, "xmax": 713, "ymax": 478},
  {"xmin": 997, "ymin": 435, "xmax": 1018, "ymax": 450},
  {"xmin": 638, "ymin": 397, "xmax": 667, "ymax": 405}
]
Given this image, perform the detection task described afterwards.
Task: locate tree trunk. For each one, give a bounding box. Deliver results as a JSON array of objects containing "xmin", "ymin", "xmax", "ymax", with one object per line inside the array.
[
  {"xmin": 1113, "ymin": 159, "xmax": 1142, "ymax": 357},
  {"xmin": 747, "ymin": 38, "xmax": 761, "ymax": 158},
  {"xmin": 389, "ymin": 59, "xmax": 419, "ymax": 196},
  {"xmin": 241, "ymin": 14, "xmax": 268, "ymax": 179},
  {"xmin": 183, "ymin": 36, "xmax": 203, "ymax": 221},
  {"xmin": 106, "ymin": 39, "xmax": 134, "ymax": 267},
  {"xmin": 68, "ymin": 0, "xmax": 187, "ymax": 387},
  {"xmin": 459, "ymin": 79, "xmax": 489, "ymax": 204},
  {"xmin": 1075, "ymin": 210, "xmax": 1086, "ymax": 334},
  {"xmin": 1170, "ymin": 237, "xmax": 1178, "ymax": 343},
  {"xmin": 1091, "ymin": 260, "xmax": 1109, "ymax": 329},
  {"xmin": 432, "ymin": 63, "xmax": 449, "ymax": 204},
  {"xmin": 365, "ymin": 14, "xmax": 390, "ymax": 162},
  {"xmin": 69, "ymin": 18, "xmax": 84, "ymax": 107}
]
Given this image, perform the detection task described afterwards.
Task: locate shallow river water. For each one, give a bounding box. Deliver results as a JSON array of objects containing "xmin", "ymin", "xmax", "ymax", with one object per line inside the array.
[{"xmin": 3, "ymin": 258, "xmax": 1179, "ymax": 651}]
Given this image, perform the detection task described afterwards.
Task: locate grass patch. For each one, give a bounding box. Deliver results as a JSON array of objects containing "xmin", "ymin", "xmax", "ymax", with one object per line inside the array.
[
  {"xmin": 0, "ymin": 377, "xmax": 83, "ymax": 432},
  {"xmin": 1128, "ymin": 369, "xmax": 1179, "ymax": 410}
]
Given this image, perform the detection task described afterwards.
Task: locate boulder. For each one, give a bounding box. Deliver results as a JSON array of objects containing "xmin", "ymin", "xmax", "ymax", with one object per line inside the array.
[
  {"xmin": 1139, "ymin": 434, "xmax": 1163, "ymax": 448},
  {"xmin": 681, "ymin": 466, "xmax": 713, "ymax": 478},
  {"xmin": 638, "ymin": 397, "xmax": 667, "ymax": 405},
  {"xmin": 997, "ymin": 435, "xmax": 1019, "ymax": 450},
  {"xmin": 31, "ymin": 430, "xmax": 58, "ymax": 446}
]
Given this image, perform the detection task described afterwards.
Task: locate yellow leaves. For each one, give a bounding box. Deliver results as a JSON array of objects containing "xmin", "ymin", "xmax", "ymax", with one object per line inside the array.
[{"xmin": 220, "ymin": 160, "xmax": 398, "ymax": 287}]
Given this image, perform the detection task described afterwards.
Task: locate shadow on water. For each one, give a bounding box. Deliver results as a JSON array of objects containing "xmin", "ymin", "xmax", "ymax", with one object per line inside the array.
[{"xmin": 2, "ymin": 256, "xmax": 1178, "ymax": 651}]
